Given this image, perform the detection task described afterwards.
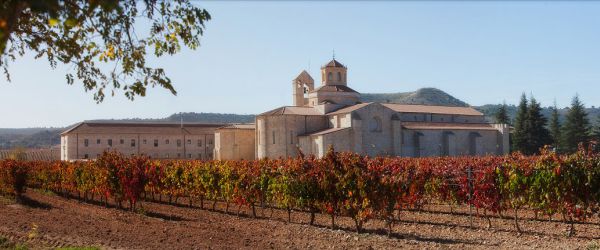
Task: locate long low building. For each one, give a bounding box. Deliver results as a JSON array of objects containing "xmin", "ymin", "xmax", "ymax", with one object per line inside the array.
[{"xmin": 60, "ymin": 121, "xmax": 224, "ymax": 161}]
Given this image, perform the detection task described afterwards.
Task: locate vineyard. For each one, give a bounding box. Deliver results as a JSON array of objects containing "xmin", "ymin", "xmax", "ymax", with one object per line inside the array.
[{"xmin": 1, "ymin": 146, "xmax": 600, "ymax": 238}]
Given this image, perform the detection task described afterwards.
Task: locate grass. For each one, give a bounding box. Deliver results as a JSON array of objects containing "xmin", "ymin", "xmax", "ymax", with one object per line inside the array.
[
  {"xmin": 31, "ymin": 188, "xmax": 56, "ymax": 196},
  {"xmin": 0, "ymin": 235, "xmax": 26, "ymax": 250},
  {"xmin": 587, "ymin": 241, "xmax": 600, "ymax": 250},
  {"xmin": 0, "ymin": 195, "xmax": 15, "ymax": 206}
]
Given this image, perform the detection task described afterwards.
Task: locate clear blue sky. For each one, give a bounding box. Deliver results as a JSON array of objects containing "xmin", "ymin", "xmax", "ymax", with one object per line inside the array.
[{"xmin": 2, "ymin": 1, "xmax": 600, "ymax": 128}]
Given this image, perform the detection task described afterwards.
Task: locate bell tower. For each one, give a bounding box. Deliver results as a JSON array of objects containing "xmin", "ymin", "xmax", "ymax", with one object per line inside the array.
[
  {"xmin": 321, "ymin": 57, "xmax": 347, "ymax": 86},
  {"xmin": 292, "ymin": 70, "xmax": 314, "ymax": 106}
]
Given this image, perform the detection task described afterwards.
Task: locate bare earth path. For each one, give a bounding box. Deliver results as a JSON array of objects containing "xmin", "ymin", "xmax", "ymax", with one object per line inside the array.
[{"xmin": 0, "ymin": 190, "xmax": 598, "ymax": 249}]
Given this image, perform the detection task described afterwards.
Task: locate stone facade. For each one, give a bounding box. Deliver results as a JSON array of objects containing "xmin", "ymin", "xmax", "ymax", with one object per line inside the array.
[
  {"xmin": 60, "ymin": 121, "xmax": 221, "ymax": 161},
  {"xmin": 61, "ymin": 58, "xmax": 510, "ymax": 161},
  {"xmin": 214, "ymin": 124, "xmax": 256, "ymax": 160},
  {"xmin": 255, "ymin": 58, "xmax": 510, "ymax": 159}
]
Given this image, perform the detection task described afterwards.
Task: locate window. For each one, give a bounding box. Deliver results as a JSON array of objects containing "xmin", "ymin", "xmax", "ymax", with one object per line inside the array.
[
  {"xmin": 187, "ymin": 139, "xmax": 191, "ymax": 144},
  {"xmin": 154, "ymin": 139, "xmax": 158, "ymax": 147},
  {"xmin": 290, "ymin": 131, "xmax": 294, "ymax": 144},
  {"xmin": 120, "ymin": 139, "xmax": 124, "ymax": 144},
  {"xmin": 272, "ymin": 131, "xmax": 276, "ymax": 144},
  {"xmin": 131, "ymin": 139, "xmax": 136, "ymax": 147},
  {"xmin": 337, "ymin": 72, "xmax": 342, "ymax": 81},
  {"xmin": 143, "ymin": 139, "xmax": 147, "ymax": 144},
  {"xmin": 97, "ymin": 139, "xmax": 101, "ymax": 144},
  {"xmin": 108, "ymin": 139, "xmax": 113, "ymax": 147},
  {"xmin": 369, "ymin": 116, "xmax": 382, "ymax": 132},
  {"xmin": 197, "ymin": 153, "xmax": 202, "ymax": 159},
  {"xmin": 188, "ymin": 154, "xmax": 192, "ymax": 159},
  {"xmin": 440, "ymin": 118, "xmax": 444, "ymax": 122},
  {"xmin": 166, "ymin": 153, "xmax": 170, "ymax": 158},
  {"xmin": 401, "ymin": 131, "xmax": 405, "ymax": 145},
  {"xmin": 84, "ymin": 154, "xmax": 89, "ymax": 159},
  {"xmin": 208, "ymin": 152, "xmax": 213, "ymax": 159},
  {"xmin": 84, "ymin": 139, "xmax": 89, "ymax": 147},
  {"xmin": 327, "ymin": 72, "xmax": 332, "ymax": 81},
  {"xmin": 166, "ymin": 139, "xmax": 170, "ymax": 144},
  {"xmin": 177, "ymin": 153, "xmax": 181, "ymax": 158},
  {"xmin": 177, "ymin": 139, "xmax": 182, "ymax": 147},
  {"xmin": 197, "ymin": 139, "xmax": 202, "ymax": 147}
]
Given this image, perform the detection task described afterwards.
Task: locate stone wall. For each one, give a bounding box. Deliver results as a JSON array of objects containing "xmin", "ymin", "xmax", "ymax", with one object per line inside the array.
[
  {"xmin": 215, "ymin": 128, "xmax": 255, "ymax": 160},
  {"xmin": 256, "ymin": 115, "xmax": 329, "ymax": 159},
  {"xmin": 61, "ymin": 123, "xmax": 218, "ymax": 161},
  {"xmin": 400, "ymin": 129, "xmax": 502, "ymax": 157}
]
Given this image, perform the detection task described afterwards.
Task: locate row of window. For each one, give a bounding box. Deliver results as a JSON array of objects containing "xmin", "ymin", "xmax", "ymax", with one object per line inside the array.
[
  {"xmin": 83, "ymin": 152, "xmax": 213, "ymax": 159},
  {"xmin": 83, "ymin": 138, "xmax": 213, "ymax": 147}
]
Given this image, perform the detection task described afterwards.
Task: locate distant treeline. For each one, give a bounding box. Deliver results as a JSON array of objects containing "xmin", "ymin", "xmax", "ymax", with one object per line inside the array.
[{"xmin": 476, "ymin": 104, "xmax": 600, "ymax": 125}]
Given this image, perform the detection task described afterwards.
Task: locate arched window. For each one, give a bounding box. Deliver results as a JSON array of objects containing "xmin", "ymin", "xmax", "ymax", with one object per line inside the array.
[
  {"xmin": 337, "ymin": 72, "xmax": 342, "ymax": 81},
  {"xmin": 327, "ymin": 72, "xmax": 333, "ymax": 81},
  {"xmin": 369, "ymin": 116, "xmax": 382, "ymax": 132}
]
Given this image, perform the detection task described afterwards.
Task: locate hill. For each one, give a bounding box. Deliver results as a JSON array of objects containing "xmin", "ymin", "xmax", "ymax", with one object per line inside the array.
[
  {"xmin": 0, "ymin": 128, "xmax": 63, "ymax": 149},
  {"xmin": 164, "ymin": 112, "xmax": 255, "ymax": 123},
  {"xmin": 361, "ymin": 88, "xmax": 469, "ymax": 107}
]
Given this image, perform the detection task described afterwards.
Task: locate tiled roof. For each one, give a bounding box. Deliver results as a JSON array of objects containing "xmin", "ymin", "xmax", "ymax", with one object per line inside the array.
[
  {"xmin": 311, "ymin": 85, "xmax": 359, "ymax": 93},
  {"xmin": 300, "ymin": 127, "xmax": 351, "ymax": 136},
  {"xmin": 218, "ymin": 123, "xmax": 255, "ymax": 130},
  {"xmin": 326, "ymin": 103, "xmax": 372, "ymax": 115},
  {"xmin": 322, "ymin": 59, "xmax": 345, "ymax": 68},
  {"xmin": 61, "ymin": 120, "xmax": 225, "ymax": 135},
  {"xmin": 258, "ymin": 106, "xmax": 322, "ymax": 116},
  {"xmin": 294, "ymin": 70, "xmax": 314, "ymax": 82},
  {"xmin": 401, "ymin": 122, "xmax": 497, "ymax": 130},
  {"xmin": 382, "ymin": 103, "xmax": 483, "ymax": 116}
]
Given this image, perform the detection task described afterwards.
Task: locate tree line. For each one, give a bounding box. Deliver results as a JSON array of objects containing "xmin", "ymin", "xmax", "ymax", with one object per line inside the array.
[{"xmin": 494, "ymin": 94, "xmax": 600, "ymax": 155}]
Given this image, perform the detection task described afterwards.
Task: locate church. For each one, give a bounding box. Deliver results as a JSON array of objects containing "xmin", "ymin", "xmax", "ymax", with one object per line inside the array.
[{"xmin": 214, "ymin": 58, "xmax": 510, "ymax": 160}]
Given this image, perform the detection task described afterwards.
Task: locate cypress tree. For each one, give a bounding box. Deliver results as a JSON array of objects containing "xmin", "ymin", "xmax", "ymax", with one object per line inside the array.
[
  {"xmin": 549, "ymin": 101, "xmax": 561, "ymax": 152},
  {"xmin": 561, "ymin": 95, "xmax": 591, "ymax": 153},
  {"xmin": 524, "ymin": 97, "xmax": 551, "ymax": 155},
  {"xmin": 494, "ymin": 101, "xmax": 510, "ymax": 125},
  {"xmin": 512, "ymin": 93, "xmax": 528, "ymax": 153},
  {"xmin": 591, "ymin": 115, "xmax": 600, "ymax": 152}
]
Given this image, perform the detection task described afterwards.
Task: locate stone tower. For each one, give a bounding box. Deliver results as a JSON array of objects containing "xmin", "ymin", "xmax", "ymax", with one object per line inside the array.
[
  {"xmin": 292, "ymin": 70, "xmax": 314, "ymax": 106},
  {"xmin": 321, "ymin": 59, "xmax": 347, "ymax": 86}
]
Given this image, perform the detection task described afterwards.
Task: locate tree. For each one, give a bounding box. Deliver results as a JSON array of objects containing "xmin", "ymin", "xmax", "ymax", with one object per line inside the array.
[
  {"xmin": 0, "ymin": 0, "xmax": 210, "ymax": 102},
  {"xmin": 512, "ymin": 93, "xmax": 528, "ymax": 153},
  {"xmin": 523, "ymin": 96, "xmax": 550, "ymax": 155},
  {"xmin": 561, "ymin": 95, "xmax": 591, "ymax": 153},
  {"xmin": 494, "ymin": 101, "xmax": 510, "ymax": 125},
  {"xmin": 549, "ymin": 101, "xmax": 561, "ymax": 151},
  {"xmin": 591, "ymin": 115, "xmax": 600, "ymax": 152}
]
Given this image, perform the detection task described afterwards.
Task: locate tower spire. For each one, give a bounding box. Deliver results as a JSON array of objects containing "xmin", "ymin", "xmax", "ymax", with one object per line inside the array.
[{"xmin": 332, "ymin": 49, "xmax": 335, "ymax": 60}]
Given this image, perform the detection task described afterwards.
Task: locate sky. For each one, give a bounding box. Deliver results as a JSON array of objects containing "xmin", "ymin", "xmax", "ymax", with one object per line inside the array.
[{"xmin": 1, "ymin": 1, "xmax": 600, "ymax": 128}]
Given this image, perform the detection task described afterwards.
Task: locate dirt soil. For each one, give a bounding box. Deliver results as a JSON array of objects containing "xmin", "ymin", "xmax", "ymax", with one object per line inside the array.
[{"xmin": 0, "ymin": 190, "xmax": 598, "ymax": 249}]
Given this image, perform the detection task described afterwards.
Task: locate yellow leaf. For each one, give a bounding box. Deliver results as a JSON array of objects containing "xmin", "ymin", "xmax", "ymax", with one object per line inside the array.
[{"xmin": 48, "ymin": 18, "xmax": 59, "ymax": 27}]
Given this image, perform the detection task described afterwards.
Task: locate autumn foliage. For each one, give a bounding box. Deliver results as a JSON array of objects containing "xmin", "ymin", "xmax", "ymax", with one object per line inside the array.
[{"xmin": 1, "ymin": 147, "xmax": 599, "ymax": 235}]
